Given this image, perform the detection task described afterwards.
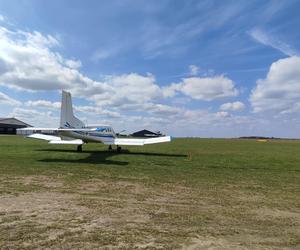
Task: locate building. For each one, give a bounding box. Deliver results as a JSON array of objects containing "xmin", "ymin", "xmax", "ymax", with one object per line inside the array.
[
  {"xmin": 0, "ymin": 118, "xmax": 32, "ymax": 135},
  {"xmin": 131, "ymin": 129, "xmax": 162, "ymax": 138}
]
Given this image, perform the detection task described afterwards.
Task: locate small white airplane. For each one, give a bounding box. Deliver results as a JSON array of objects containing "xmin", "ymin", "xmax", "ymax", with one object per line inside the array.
[{"xmin": 19, "ymin": 91, "xmax": 171, "ymax": 152}]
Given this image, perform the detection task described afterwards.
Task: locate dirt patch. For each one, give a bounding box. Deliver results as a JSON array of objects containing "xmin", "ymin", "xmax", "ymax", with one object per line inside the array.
[
  {"xmin": 0, "ymin": 190, "xmax": 155, "ymax": 248},
  {"xmin": 182, "ymin": 234, "xmax": 295, "ymax": 250},
  {"xmin": 0, "ymin": 175, "xmax": 65, "ymax": 195},
  {"xmin": 0, "ymin": 192, "xmax": 86, "ymax": 224},
  {"xmin": 18, "ymin": 175, "xmax": 65, "ymax": 189},
  {"xmin": 0, "ymin": 178, "xmax": 299, "ymax": 249},
  {"xmin": 77, "ymin": 179, "xmax": 147, "ymax": 195},
  {"xmin": 182, "ymin": 235, "xmax": 248, "ymax": 250},
  {"xmin": 254, "ymin": 207, "xmax": 300, "ymax": 223}
]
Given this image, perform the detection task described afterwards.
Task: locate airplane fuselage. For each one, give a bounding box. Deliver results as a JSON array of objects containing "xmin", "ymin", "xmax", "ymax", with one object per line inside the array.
[{"xmin": 59, "ymin": 126, "xmax": 115, "ymax": 144}]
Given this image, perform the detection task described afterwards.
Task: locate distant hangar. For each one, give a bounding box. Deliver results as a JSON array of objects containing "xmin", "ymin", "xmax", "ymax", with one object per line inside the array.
[
  {"xmin": 0, "ymin": 118, "xmax": 32, "ymax": 134},
  {"xmin": 131, "ymin": 129, "xmax": 162, "ymax": 138}
]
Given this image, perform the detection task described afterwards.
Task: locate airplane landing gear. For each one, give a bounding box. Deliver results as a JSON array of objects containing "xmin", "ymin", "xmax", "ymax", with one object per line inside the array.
[
  {"xmin": 107, "ymin": 145, "xmax": 122, "ymax": 152},
  {"xmin": 77, "ymin": 145, "xmax": 82, "ymax": 152}
]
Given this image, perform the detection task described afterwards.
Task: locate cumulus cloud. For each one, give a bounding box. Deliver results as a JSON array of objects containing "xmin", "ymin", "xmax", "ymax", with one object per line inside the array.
[
  {"xmin": 0, "ymin": 27, "xmax": 92, "ymax": 91},
  {"xmin": 0, "ymin": 26, "xmax": 170, "ymax": 113},
  {"xmin": 250, "ymin": 56, "xmax": 300, "ymax": 113},
  {"xmin": 9, "ymin": 107, "xmax": 58, "ymax": 127},
  {"xmin": 167, "ymin": 75, "xmax": 238, "ymax": 101},
  {"xmin": 74, "ymin": 105, "xmax": 121, "ymax": 118},
  {"xmin": 24, "ymin": 99, "xmax": 121, "ymax": 118},
  {"xmin": 0, "ymin": 25, "xmax": 250, "ymax": 136},
  {"xmin": 216, "ymin": 111, "xmax": 230, "ymax": 118},
  {"xmin": 220, "ymin": 101, "xmax": 245, "ymax": 111},
  {"xmin": 65, "ymin": 59, "xmax": 82, "ymax": 69},
  {"xmin": 93, "ymin": 73, "xmax": 162, "ymax": 105},
  {"xmin": 25, "ymin": 100, "xmax": 61, "ymax": 109},
  {"xmin": 0, "ymin": 91, "xmax": 21, "ymax": 106},
  {"xmin": 0, "ymin": 25, "xmax": 240, "ymax": 121},
  {"xmin": 146, "ymin": 103, "xmax": 182, "ymax": 116}
]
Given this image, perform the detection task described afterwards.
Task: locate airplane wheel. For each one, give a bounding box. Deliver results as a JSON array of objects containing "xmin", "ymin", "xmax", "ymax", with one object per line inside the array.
[
  {"xmin": 117, "ymin": 146, "xmax": 122, "ymax": 153},
  {"xmin": 77, "ymin": 145, "xmax": 82, "ymax": 152},
  {"xmin": 108, "ymin": 145, "xmax": 112, "ymax": 151}
]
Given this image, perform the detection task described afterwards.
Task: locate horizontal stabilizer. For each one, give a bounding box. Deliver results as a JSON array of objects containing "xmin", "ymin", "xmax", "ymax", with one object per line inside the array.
[
  {"xmin": 111, "ymin": 136, "xmax": 171, "ymax": 146},
  {"xmin": 27, "ymin": 133, "xmax": 83, "ymax": 145},
  {"xmin": 28, "ymin": 133, "xmax": 61, "ymax": 141}
]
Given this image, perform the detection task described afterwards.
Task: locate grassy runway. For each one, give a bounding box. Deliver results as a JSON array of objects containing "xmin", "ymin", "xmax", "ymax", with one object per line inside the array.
[{"xmin": 0, "ymin": 135, "xmax": 299, "ymax": 249}]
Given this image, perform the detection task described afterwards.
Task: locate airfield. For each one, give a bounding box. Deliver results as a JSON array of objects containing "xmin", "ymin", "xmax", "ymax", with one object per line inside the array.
[{"xmin": 0, "ymin": 135, "xmax": 299, "ymax": 249}]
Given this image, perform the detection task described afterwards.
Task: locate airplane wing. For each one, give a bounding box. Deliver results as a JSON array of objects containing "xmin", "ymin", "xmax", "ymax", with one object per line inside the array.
[
  {"xmin": 27, "ymin": 133, "xmax": 83, "ymax": 145},
  {"xmin": 110, "ymin": 136, "xmax": 172, "ymax": 146}
]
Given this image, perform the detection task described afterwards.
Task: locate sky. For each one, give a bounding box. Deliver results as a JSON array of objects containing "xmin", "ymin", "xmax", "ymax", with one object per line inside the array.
[{"xmin": 0, "ymin": 0, "xmax": 300, "ymax": 137}]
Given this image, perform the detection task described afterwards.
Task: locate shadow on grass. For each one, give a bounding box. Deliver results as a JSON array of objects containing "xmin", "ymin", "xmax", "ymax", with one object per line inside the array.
[
  {"xmin": 38, "ymin": 150, "xmax": 128, "ymax": 166},
  {"xmin": 36, "ymin": 148, "xmax": 187, "ymax": 165}
]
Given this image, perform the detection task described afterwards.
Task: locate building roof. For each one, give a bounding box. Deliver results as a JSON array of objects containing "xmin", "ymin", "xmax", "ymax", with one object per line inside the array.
[
  {"xmin": 0, "ymin": 117, "xmax": 32, "ymax": 127},
  {"xmin": 131, "ymin": 129, "xmax": 161, "ymax": 137}
]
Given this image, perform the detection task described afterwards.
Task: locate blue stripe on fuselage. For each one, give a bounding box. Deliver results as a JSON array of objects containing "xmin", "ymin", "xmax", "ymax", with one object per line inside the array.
[{"xmin": 72, "ymin": 130, "xmax": 114, "ymax": 138}]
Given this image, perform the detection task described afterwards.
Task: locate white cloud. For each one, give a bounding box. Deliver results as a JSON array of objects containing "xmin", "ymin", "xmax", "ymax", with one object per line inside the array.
[
  {"xmin": 220, "ymin": 101, "xmax": 245, "ymax": 111},
  {"xmin": 141, "ymin": 103, "xmax": 182, "ymax": 116},
  {"xmin": 189, "ymin": 65, "xmax": 199, "ymax": 76},
  {"xmin": 24, "ymin": 99, "xmax": 121, "ymax": 118},
  {"xmin": 0, "ymin": 25, "xmax": 257, "ymax": 137},
  {"xmin": 250, "ymin": 56, "xmax": 300, "ymax": 113},
  {"xmin": 161, "ymin": 83, "xmax": 179, "ymax": 98},
  {"xmin": 249, "ymin": 28, "xmax": 299, "ymax": 56},
  {"xmin": 0, "ymin": 91, "xmax": 21, "ymax": 106},
  {"xmin": 9, "ymin": 107, "xmax": 58, "ymax": 127},
  {"xmin": 102, "ymin": 73, "xmax": 162, "ymax": 104},
  {"xmin": 0, "ymin": 26, "xmax": 90, "ymax": 91},
  {"xmin": 0, "ymin": 24, "xmax": 240, "ymax": 125},
  {"xmin": 80, "ymin": 73, "xmax": 165, "ymax": 112},
  {"xmin": 216, "ymin": 111, "xmax": 230, "ymax": 118},
  {"xmin": 25, "ymin": 100, "xmax": 61, "ymax": 109},
  {"xmin": 168, "ymin": 75, "xmax": 238, "ymax": 101},
  {"xmin": 0, "ymin": 15, "xmax": 5, "ymax": 22},
  {"xmin": 74, "ymin": 105, "xmax": 121, "ymax": 118},
  {"xmin": 65, "ymin": 59, "xmax": 82, "ymax": 69},
  {"xmin": 0, "ymin": 26, "xmax": 167, "ymax": 112}
]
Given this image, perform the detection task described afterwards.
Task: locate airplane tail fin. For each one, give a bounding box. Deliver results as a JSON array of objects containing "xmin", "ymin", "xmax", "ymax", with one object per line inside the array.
[{"xmin": 60, "ymin": 90, "xmax": 85, "ymax": 128}]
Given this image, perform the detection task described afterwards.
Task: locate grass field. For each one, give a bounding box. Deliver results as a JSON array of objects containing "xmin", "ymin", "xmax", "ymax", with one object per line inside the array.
[{"xmin": 0, "ymin": 135, "xmax": 299, "ymax": 249}]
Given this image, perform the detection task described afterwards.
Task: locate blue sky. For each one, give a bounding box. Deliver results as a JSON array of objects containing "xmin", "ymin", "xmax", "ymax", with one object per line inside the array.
[{"xmin": 0, "ymin": 0, "xmax": 300, "ymax": 137}]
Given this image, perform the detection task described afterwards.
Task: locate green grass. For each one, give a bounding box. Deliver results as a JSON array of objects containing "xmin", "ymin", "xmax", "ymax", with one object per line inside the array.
[{"xmin": 0, "ymin": 135, "xmax": 299, "ymax": 249}]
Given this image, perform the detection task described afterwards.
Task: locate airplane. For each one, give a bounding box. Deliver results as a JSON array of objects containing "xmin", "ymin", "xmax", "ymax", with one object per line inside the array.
[{"xmin": 18, "ymin": 91, "xmax": 171, "ymax": 152}]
